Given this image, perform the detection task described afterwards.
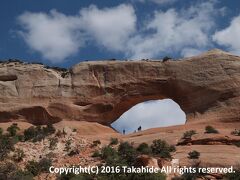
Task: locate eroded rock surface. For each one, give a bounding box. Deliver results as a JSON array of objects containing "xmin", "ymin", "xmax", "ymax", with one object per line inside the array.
[{"xmin": 0, "ymin": 49, "xmax": 240, "ymax": 125}]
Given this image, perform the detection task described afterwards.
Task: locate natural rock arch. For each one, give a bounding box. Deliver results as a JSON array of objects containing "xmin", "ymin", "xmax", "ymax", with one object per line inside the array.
[{"xmin": 0, "ymin": 49, "xmax": 239, "ymax": 125}]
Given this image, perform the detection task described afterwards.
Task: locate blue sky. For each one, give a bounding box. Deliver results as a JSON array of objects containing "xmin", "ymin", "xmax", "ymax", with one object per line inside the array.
[
  {"xmin": 111, "ymin": 99, "xmax": 186, "ymax": 134},
  {"xmin": 0, "ymin": 0, "xmax": 240, "ymax": 68}
]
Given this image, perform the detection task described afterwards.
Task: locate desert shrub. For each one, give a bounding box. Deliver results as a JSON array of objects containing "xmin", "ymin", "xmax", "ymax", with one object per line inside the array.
[
  {"xmin": 17, "ymin": 134, "xmax": 24, "ymax": 142},
  {"xmin": 224, "ymin": 169, "xmax": 240, "ymax": 180},
  {"xmin": 72, "ymin": 128, "xmax": 77, "ymax": 132},
  {"xmin": 59, "ymin": 172, "xmax": 166, "ymax": 180},
  {"xmin": 163, "ymin": 56, "xmax": 172, "ymax": 62},
  {"xmin": 64, "ymin": 139, "xmax": 72, "ymax": 152},
  {"xmin": 11, "ymin": 170, "xmax": 34, "ymax": 180},
  {"xmin": 61, "ymin": 71, "xmax": 70, "ymax": 78},
  {"xmin": 68, "ymin": 148, "xmax": 80, "ymax": 156},
  {"xmin": 188, "ymin": 150, "xmax": 200, "ymax": 159},
  {"xmin": 49, "ymin": 137, "xmax": 58, "ymax": 150},
  {"xmin": 137, "ymin": 143, "xmax": 152, "ymax": 155},
  {"xmin": 0, "ymin": 135, "xmax": 15, "ymax": 160},
  {"xmin": 0, "ymin": 162, "xmax": 17, "ymax": 179},
  {"xmin": 176, "ymin": 173, "xmax": 199, "ymax": 180},
  {"xmin": 13, "ymin": 149, "xmax": 25, "ymax": 162},
  {"xmin": 182, "ymin": 130, "xmax": 197, "ymax": 139},
  {"xmin": 234, "ymin": 142, "xmax": 240, "ymax": 147},
  {"xmin": 118, "ymin": 142, "xmax": 138, "ymax": 166},
  {"xmin": 24, "ymin": 126, "xmax": 36, "ymax": 141},
  {"xmin": 101, "ymin": 146, "xmax": 120, "ymax": 165},
  {"xmin": 11, "ymin": 134, "xmax": 21, "ymax": 144},
  {"xmin": 127, "ymin": 172, "xmax": 166, "ymax": 180},
  {"xmin": 39, "ymin": 158, "xmax": 52, "ymax": 172},
  {"xmin": 44, "ymin": 65, "xmax": 68, "ymax": 72},
  {"xmin": 205, "ymin": 126, "xmax": 219, "ymax": 134},
  {"xmin": 55, "ymin": 130, "xmax": 63, "ymax": 137},
  {"xmin": 7, "ymin": 123, "xmax": 20, "ymax": 136},
  {"xmin": 24, "ymin": 125, "xmax": 56, "ymax": 142},
  {"xmin": 46, "ymin": 152, "xmax": 56, "ymax": 159},
  {"xmin": 32, "ymin": 133, "xmax": 46, "ymax": 142},
  {"xmin": 26, "ymin": 158, "xmax": 52, "ymax": 176},
  {"xmin": 101, "ymin": 146, "xmax": 118, "ymax": 161},
  {"xmin": 231, "ymin": 129, "xmax": 240, "ymax": 136},
  {"xmin": 58, "ymin": 172, "xmax": 92, "ymax": 180},
  {"xmin": 25, "ymin": 161, "xmax": 41, "ymax": 176},
  {"xmin": 92, "ymin": 140, "xmax": 101, "ymax": 147},
  {"xmin": 109, "ymin": 138, "xmax": 119, "ymax": 145},
  {"xmin": 0, "ymin": 162, "xmax": 33, "ymax": 180},
  {"xmin": 0, "ymin": 127, "xmax": 3, "ymax": 136},
  {"xmin": 43, "ymin": 124, "xmax": 56, "ymax": 135},
  {"xmin": 92, "ymin": 150, "xmax": 101, "ymax": 157},
  {"xmin": 151, "ymin": 139, "xmax": 175, "ymax": 158}
]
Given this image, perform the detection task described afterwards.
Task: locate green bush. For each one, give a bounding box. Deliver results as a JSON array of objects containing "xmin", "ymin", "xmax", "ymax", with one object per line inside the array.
[
  {"xmin": 25, "ymin": 161, "xmax": 41, "ymax": 176},
  {"xmin": 7, "ymin": 123, "xmax": 20, "ymax": 136},
  {"xmin": 26, "ymin": 158, "xmax": 52, "ymax": 176},
  {"xmin": 39, "ymin": 158, "xmax": 52, "ymax": 172},
  {"xmin": 92, "ymin": 150, "xmax": 101, "ymax": 157},
  {"xmin": 231, "ymin": 129, "xmax": 240, "ymax": 136},
  {"xmin": 58, "ymin": 172, "xmax": 92, "ymax": 180},
  {"xmin": 92, "ymin": 140, "xmax": 101, "ymax": 147},
  {"xmin": 58, "ymin": 169, "xmax": 166, "ymax": 180},
  {"xmin": 118, "ymin": 142, "xmax": 138, "ymax": 166},
  {"xmin": 11, "ymin": 170, "xmax": 34, "ymax": 180},
  {"xmin": 234, "ymin": 142, "xmax": 240, "ymax": 147},
  {"xmin": 24, "ymin": 125, "xmax": 56, "ymax": 142},
  {"xmin": 55, "ymin": 130, "xmax": 63, "ymax": 137},
  {"xmin": 68, "ymin": 149, "xmax": 80, "ymax": 156},
  {"xmin": 0, "ymin": 162, "xmax": 33, "ymax": 180},
  {"xmin": 224, "ymin": 169, "xmax": 240, "ymax": 180},
  {"xmin": 24, "ymin": 126, "xmax": 36, "ymax": 141},
  {"xmin": 188, "ymin": 150, "xmax": 200, "ymax": 159},
  {"xmin": 49, "ymin": 137, "xmax": 58, "ymax": 150},
  {"xmin": 64, "ymin": 139, "xmax": 72, "ymax": 152},
  {"xmin": 101, "ymin": 146, "xmax": 120, "ymax": 165},
  {"xmin": 0, "ymin": 135, "xmax": 15, "ymax": 160},
  {"xmin": 109, "ymin": 138, "xmax": 119, "ymax": 145},
  {"xmin": 182, "ymin": 130, "xmax": 197, "ymax": 139},
  {"xmin": 205, "ymin": 126, "xmax": 219, "ymax": 134},
  {"xmin": 137, "ymin": 143, "xmax": 152, "ymax": 155},
  {"xmin": 43, "ymin": 124, "xmax": 56, "ymax": 135},
  {"xmin": 162, "ymin": 56, "xmax": 172, "ymax": 62},
  {"xmin": 0, "ymin": 127, "xmax": 3, "ymax": 136},
  {"xmin": 13, "ymin": 149, "xmax": 25, "ymax": 162},
  {"xmin": 151, "ymin": 139, "xmax": 175, "ymax": 158}
]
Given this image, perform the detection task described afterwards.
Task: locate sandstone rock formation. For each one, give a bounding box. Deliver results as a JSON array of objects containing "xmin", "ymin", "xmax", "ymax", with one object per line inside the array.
[{"xmin": 0, "ymin": 49, "xmax": 239, "ymax": 125}]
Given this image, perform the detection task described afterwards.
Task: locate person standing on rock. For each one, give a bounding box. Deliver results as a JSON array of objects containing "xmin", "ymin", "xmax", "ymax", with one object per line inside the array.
[{"xmin": 123, "ymin": 129, "xmax": 125, "ymax": 135}]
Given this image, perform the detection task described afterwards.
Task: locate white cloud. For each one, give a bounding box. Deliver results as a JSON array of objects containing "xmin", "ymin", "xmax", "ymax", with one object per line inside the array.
[
  {"xmin": 213, "ymin": 15, "xmax": 240, "ymax": 55},
  {"xmin": 111, "ymin": 99, "xmax": 186, "ymax": 134},
  {"xmin": 137, "ymin": 0, "xmax": 176, "ymax": 5},
  {"xmin": 16, "ymin": 1, "xmax": 224, "ymax": 62},
  {"xmin": 17, "ymin": 4, "xmax": 136, "ymax": 63},
  {"xmin": 127, "ymin": 1, "xmax": 219, "ymax": 59},
  {"xmin": 17, "ymin": 10, "xmax": 83, "ymax": 63},
  {"xmin": 181, "ymin": 48, "xmax": 202, "ymax": 57},
  {"xmin": 80, "ymin": 4, "xmax": 136, "ymax": 52}
]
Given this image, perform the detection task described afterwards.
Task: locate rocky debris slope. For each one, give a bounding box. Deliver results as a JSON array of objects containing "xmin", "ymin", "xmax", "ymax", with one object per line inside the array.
[{"xmin": 0, "ymin": 49, "xmax": 240, "ymax": 125}]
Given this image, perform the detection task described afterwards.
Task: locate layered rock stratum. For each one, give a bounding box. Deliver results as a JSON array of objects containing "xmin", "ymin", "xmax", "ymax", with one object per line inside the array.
[{"xmin": 0, "ymin": 49, "xmax": 239, "ymax": 125}]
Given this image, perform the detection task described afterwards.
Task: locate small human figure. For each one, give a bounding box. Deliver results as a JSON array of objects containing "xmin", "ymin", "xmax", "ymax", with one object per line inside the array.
[
  {"xmin": 138, "ymin": 126, "xmax": 142, "ymax": 131},
  {"xmin": 123, "ymin": 129, "xmax": 125, "ymax": 135}
]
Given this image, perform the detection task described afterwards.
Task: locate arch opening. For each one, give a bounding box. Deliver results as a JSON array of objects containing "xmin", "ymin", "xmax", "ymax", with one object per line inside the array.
[{"xmin": 111, "ymin": 99, "xmax": 186, "ymax": 134}]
